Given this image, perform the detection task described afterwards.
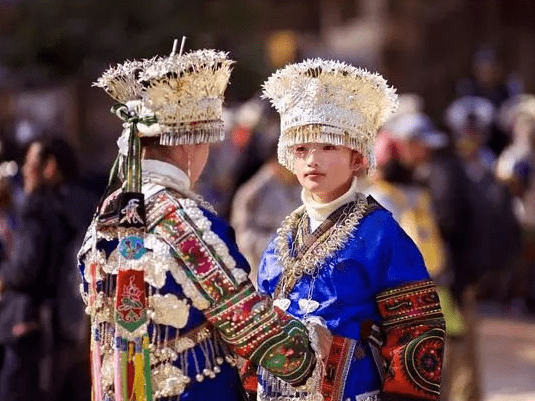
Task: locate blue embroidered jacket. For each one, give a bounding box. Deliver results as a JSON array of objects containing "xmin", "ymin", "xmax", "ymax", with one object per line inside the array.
[
  {"xmin": 258, "ymin": 199, "xmax": 438, "ymax": 400},
  {"xmin": 78, "ymin": 181, "xmax": 316, "ymax": 401}
]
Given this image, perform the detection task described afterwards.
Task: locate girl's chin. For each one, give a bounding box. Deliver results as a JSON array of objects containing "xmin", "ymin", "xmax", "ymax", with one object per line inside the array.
[{"xmin": 303, "ymin": 183, "xmax": 324, "ymax": 193}]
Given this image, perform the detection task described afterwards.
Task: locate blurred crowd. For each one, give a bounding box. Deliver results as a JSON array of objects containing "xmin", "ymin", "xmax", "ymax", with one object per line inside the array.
[
  {"xmin": 0, "ymin": 135, "xmax": 97, "ymax": 400},
  {"xmin": 0, "ymin": 46, "xmax": 534, "ymax": 401}
]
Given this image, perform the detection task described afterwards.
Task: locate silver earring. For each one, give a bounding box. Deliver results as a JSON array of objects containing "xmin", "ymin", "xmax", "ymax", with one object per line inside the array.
[{"xmin": 187, "ymin": 153, "xmax": 192, "ymax": 178}]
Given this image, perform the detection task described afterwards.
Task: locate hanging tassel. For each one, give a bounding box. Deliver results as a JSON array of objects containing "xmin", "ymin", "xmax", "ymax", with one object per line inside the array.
[
  {"xmin": 127, "ymin": 341, "xmax": 135, "ymax": 400},
  {"xmin": 121, "ymin": 339, "xmax": 128, "ymax": 401},
  {"xmin": 142, "ymin": 335, "xmax": 154, "ymax": 401},
  {"xmin": 132, "ymin": 339, "xmax": 147, "ymax": 401},
  {"xmin": 114, "ymin": 337, "xmax": 124, "ymax": 401},
  {"xmin": 91, "ymin": 328, "xmax": 103, "ymax": 401}
]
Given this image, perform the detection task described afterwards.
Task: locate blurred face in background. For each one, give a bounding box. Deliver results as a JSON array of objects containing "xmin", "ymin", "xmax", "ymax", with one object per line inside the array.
[
  {"xmin": 514, "ymin": 114, "xmax": 535, "ymax": 149},
  {"xmin": 455, "ymin": 119, "xmax": 488, "ymax": 159},
  {"xmin": 292, "ymin": 142, "xmax": 362, "ymax": 203},
  {"xmin": 22, "ymin": 142, "xmax": 44, "ymax": 194},
  {"xmin": 398, "ymin": 138, "xmax": 430, "ymax": 169}
]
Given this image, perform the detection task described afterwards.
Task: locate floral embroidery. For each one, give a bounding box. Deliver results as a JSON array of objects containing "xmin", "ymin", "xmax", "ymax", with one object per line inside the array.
[
  {"xmin": 115, "ymin": 270, "xmax": 147, "ymax": 332},
  {"xmin": 118, "ymin": 235, "xmax": 147, "ymax": 260}
]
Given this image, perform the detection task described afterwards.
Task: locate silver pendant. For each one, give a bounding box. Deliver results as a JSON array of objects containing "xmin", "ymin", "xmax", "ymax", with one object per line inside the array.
[
  {"xmin": 299, "ymin": 299, "xmax": 320, "ymax": 313},
  {"xmin": 273, "ymin": 298, "xmax": 291, "ymax": 311}
]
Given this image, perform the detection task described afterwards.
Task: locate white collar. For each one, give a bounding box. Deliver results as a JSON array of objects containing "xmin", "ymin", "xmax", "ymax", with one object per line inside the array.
[
  {"xmin": 141, "ymin": 159, "xmax": 217, "ymax": 213},
  {"xmin": 141, "ymin": 159, "xmax": 191, "ymax": 193},
  {"xmin": 302, "ymin": 177, "xmax": 359, "ymax": 228}
]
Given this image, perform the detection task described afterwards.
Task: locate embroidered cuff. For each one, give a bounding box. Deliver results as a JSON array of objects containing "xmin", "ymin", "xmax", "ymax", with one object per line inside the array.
[{"xmin": 376, "ymin": 279, "xmax": 445, "ymax": 401}]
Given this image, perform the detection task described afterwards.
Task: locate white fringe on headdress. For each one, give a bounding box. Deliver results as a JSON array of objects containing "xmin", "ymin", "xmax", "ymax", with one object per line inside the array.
[
  {"xmin": 262, "ymin": 58, "xmax": 398, "ymax": 170},
  {"xmin": 278, "ymin": 124, "xmax": 374, "ymax": 172}
]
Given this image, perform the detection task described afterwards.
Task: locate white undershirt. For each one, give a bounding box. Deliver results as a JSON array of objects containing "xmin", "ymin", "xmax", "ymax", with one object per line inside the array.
[{"xmin": 301, "ymin": 177, "xmax": 359, "ymax": 231}]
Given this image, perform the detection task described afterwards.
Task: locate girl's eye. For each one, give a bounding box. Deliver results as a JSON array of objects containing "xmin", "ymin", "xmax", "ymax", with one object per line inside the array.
[
  {"xmin": 323, "ymin": 145, "xmax": 336, "ymax": 151},
  {"xmin": 294, "ymin": 146, "xmax": 307, "ymax": 153}
]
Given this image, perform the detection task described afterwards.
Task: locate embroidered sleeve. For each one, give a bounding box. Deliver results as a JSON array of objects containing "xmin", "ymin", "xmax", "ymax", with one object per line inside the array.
[
  {"xmin": 376, "ymin": 279, "xmax": 445, "ymax": 400},
  {"xmin": 150, "ymin": 194, "xmax": 316, "ymax": 386}
]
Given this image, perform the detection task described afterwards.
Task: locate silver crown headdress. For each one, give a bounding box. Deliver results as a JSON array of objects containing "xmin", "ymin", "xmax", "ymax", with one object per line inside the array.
[
  {"xmin": 94, "ymin": 49, "xmax": 234, "ymax": 146},
  {"xmin": 138, "ymin": 50, "xmax": 234, "ymax": 145},
  {"xmin": 262, "ymin": 58, "xmax": 398, "ymax": 171}
]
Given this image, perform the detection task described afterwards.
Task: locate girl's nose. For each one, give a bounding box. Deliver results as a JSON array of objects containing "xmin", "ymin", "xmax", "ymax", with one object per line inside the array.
[{"xmin": 306, "ymin": 148, "xmax": 319, "ymax": 166}]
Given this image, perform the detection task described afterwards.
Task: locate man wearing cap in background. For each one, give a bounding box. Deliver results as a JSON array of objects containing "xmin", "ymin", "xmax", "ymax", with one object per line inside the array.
[
  {"xmin": 444, "ymin": 96, "xmax": 521, "ymax": 306},
  {"xmin": 496, "ymin": 95, "xmax": 535, "ymax": 315},
  {"xmin": 78, "ymin": 48, "xmax": 319, "ymax": 401}
]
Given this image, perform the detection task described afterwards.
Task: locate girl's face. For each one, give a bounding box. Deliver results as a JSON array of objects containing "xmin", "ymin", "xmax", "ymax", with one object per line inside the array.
[{"xmin": 292, "ymin": 143, "xmax": 362, "ymax": 203}]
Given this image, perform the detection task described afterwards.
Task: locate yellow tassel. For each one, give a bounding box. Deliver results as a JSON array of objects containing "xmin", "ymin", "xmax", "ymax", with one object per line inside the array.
[{"xmin": 132, "ymin": 351, "xmax": 146, "ymax": 401}]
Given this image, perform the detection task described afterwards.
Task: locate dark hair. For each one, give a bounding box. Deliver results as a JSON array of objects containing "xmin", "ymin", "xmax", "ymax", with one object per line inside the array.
[{"xmin": 38, "ymin": 136, "xmax": 79, "ymax": 181}]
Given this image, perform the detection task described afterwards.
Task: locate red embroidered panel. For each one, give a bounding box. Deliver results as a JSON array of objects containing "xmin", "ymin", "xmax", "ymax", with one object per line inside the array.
[
  {"xmin": 321, "ymin": 335, "xmax": 356, "ymax": 401},
  {"xmin": 148, "ymin": 191, "xmax": 316, "ymax": 386},
  {"xmin": 115, "ymin": 269, "xmax": 148, "ymax": 332},
  {"xmin": 376, "ymin": 279, "xmax": 445, "ymax": 400}
]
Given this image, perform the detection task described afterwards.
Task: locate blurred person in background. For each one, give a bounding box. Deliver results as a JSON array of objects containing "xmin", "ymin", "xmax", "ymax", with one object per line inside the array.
[
  {"xmin": 0, "ymin": 161, "xmax": 18, "ymax": 379},
  {"xmin": 198, "ymin": 98, "xmax": 271, "ymax": 218},
  {"xmin": 444, "ymin": 96, "xmax": 522, "ymax": 306},
  {"xmin": 444, "ymin": 96, "xmax": 497, "ymax": 170},
  {"xmin": 496, "ymin": 95, "xmax": 535, "ymax": 314},
  {"xmin": 0, "ymin": 165, "xmax": 18, "ymax": 261},
  {"xmin": 496, "ymin": 95, "xmax": 535, "ymax": 185},
  {"xmin": 369, "ymin": 112, "xmax": 471, "ymax": 401},
  {"xmin": 456, "ymin": 44, "xmax": 521, "ymax": 156},
  {"xmin": 368, "ymin": 113, "xmax": 449, "ymax": 288},
  {"xmin": 230, "ymin": 111, "xmax": 301, "ymax": 284},
  {"xmin": 0, "ymin": 136, "xmax": 92, "ymax": 401}
]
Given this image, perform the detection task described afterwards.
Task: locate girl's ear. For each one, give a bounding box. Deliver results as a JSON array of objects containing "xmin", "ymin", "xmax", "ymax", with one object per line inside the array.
[{"xmin": 350, "ymin": 150, "xmax": 364, "ymax": 169}]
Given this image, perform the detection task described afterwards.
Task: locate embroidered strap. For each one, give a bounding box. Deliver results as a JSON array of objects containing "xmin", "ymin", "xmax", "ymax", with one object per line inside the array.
[
  {"xmin": 321, "ymin": 335, "xmax": 356, "ymax": 401},
  {"xmin": 149, "ymin": 191, "xmax": 316, "ymax": 386},
  {"xmin": 376, "ymin": 279, "xmax": 445, "ymax": 401},
  {"xmin": 150, "ymin": 196, "xmax": 239, "ymax": 304}
]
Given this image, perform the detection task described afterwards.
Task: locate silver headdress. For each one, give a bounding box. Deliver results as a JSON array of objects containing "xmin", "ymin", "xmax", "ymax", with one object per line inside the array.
[
  {"xmin": 94, "ymin": 49, "xmax": 234, "ymax": 146},
  {"xmin": 91, "ymin": 47, "xmax": 234, "ymax": 226},
  {"xmin": 138, "ymin": 50, "xmax": 234, "ymax": 145},
  {"xmin": 262, "ymin": 58, "xmax": 398, "ymax": 171}
]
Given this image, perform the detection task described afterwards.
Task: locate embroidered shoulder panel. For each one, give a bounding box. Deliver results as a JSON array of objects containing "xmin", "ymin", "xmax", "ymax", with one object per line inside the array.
[
  {"xmin": 148, "ymin": 190, "xmax": 248, "ymax": 304},
  {"xmin": 149, "ymin": 189, "xmax": 316, "ymax": 386}
]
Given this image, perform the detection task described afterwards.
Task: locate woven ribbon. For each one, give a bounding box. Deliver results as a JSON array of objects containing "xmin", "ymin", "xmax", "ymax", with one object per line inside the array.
[{"xmin": 109, "ymin": 103, "xmax": 158, "ymax": 193}]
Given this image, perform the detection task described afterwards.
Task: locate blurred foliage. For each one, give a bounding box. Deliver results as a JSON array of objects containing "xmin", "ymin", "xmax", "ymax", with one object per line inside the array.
[{"xmin": 1, "ymin": 0, "xmax": 277, "ymax": 100}]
